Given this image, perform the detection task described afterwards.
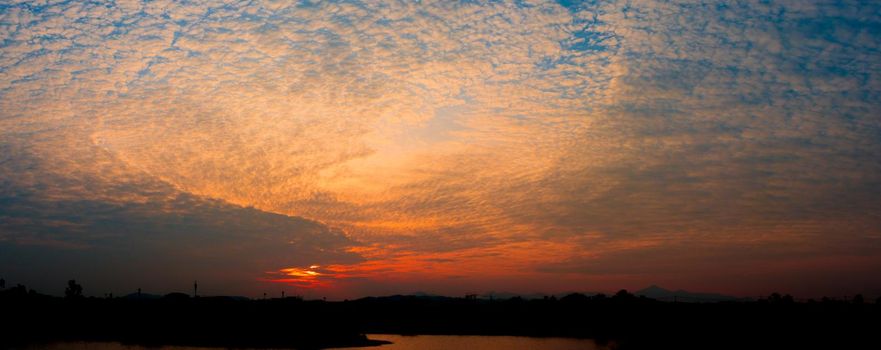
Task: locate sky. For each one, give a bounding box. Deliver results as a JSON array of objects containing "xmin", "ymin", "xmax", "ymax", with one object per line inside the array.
[{"xmin": 1, "ymin": 0, "xmax": 880, "ymax": 300}]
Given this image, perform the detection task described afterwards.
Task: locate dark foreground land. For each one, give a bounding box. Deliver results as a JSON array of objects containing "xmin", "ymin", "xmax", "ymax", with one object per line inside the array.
[{"xmin": 2, "ymin": 286, "xmax": 880, "ymax": 350}]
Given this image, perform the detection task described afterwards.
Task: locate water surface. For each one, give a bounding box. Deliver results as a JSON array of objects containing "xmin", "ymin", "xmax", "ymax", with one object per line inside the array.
[
  {"xmin": 333, "ymin": 334, "xmax": 607, "ymax": 350},
  {"xmin": 18, "ymin": 335, "xmax": 607, "ymax": 350}
]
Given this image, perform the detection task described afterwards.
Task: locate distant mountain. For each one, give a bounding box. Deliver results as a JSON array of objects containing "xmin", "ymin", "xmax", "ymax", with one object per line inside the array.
[
  {"xmin": 410, "ymin": 291, "xmax": 446, "ymax": 298},
  {"xmin": 635, "ymin": 285, "xmax": 741, "ymax": 302}
]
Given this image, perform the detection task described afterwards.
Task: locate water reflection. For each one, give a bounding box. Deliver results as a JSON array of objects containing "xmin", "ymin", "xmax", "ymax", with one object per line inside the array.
[
  {"xmin": 17, "ymin": 335, "xmax": 606, "ymax": 350},
  {"xmin": 334, "ymin": 335, "xmax": 607, "ymax": 350}
]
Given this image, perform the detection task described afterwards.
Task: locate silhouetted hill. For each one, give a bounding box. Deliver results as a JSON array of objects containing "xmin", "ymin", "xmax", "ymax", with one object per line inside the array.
[
  {"xmin": 635, "ymin": 285, "xmax": 740, "ymax": 302},
  {"xmin": 121, "ymin": 292, "xmax": 161, "ymax": 300},
  {"xmin": 162, "ymin": 292, "xmax": 191, "ymax": 300}
]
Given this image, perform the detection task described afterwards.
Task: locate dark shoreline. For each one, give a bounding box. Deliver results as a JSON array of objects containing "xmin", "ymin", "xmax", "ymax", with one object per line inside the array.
[
  {"xmin": 4, "ymin": 338, "xmax": 392, "ymax": 350},
  {"xmin": 3, "ymin": 288, "xmax": 879, "ymax": 350}
]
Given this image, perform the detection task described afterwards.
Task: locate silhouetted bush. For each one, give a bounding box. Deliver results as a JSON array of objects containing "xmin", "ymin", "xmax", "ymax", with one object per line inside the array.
[{"xmin": 64, "ymin": 279, "xmax": 83, "ymax": 299}]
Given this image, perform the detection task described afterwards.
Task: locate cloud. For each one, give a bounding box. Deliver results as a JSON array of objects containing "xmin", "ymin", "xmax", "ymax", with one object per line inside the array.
[
  {"xmin": 1, "ymin": 0, "xmax": 880, "ymax": 297},
  {"xmin": 0, "ymin": 137, "xmax": 362, "ymax": 296}
]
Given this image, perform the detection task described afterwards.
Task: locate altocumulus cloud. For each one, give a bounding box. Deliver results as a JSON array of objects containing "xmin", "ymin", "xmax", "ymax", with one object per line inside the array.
[
  {"xmin": 1, "ymin": 0, "xmax": 880, "ymax": 297},
  {"xmin": 0, "ymin": 133, "xmax": 362, "ymax": 296}
]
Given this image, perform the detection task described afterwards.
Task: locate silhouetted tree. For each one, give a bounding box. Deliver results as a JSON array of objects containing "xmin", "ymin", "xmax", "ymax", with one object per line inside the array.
[
  {"xmin": 767, "ymin": 293, "xmax": 794, "ymax": 304},
  {"xmin": 0, "ymin": 277, "xmax": 5, "ymax": 289},
  {"xmin": 65, "ymin": 279, "xmax": 83, "ymax": 299},
  {"xmin": 560, "ymin": 293, "xmax": 589, "ymax": 303},
  {"xmin": 852, "ymin": 294, "xmax": 864, "ymax": 305},
  {"xmin": 613, "ymin": 289, "xmax": 636, "ymax": 302},
  {"xmin": 9, "ymin": 284, "xmax": 27, "ymax": 296}
]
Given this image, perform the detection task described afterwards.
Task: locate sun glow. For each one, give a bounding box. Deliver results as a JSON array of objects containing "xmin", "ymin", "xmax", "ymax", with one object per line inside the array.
[{"xmin": 280, "ymin": 267, "xmax": 322, "ymax": 277}]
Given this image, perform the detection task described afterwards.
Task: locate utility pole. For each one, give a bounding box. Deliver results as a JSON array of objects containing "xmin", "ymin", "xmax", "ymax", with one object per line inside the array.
[{"xmin": 194, "ymin": 280, "xmax": 198, "ymax": 298}]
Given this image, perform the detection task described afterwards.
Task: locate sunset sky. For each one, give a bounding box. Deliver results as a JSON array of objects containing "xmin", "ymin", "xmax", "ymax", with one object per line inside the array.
[{"xmin": 1, "ymin": 0, "xmax": 880, "ymax": 299}]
